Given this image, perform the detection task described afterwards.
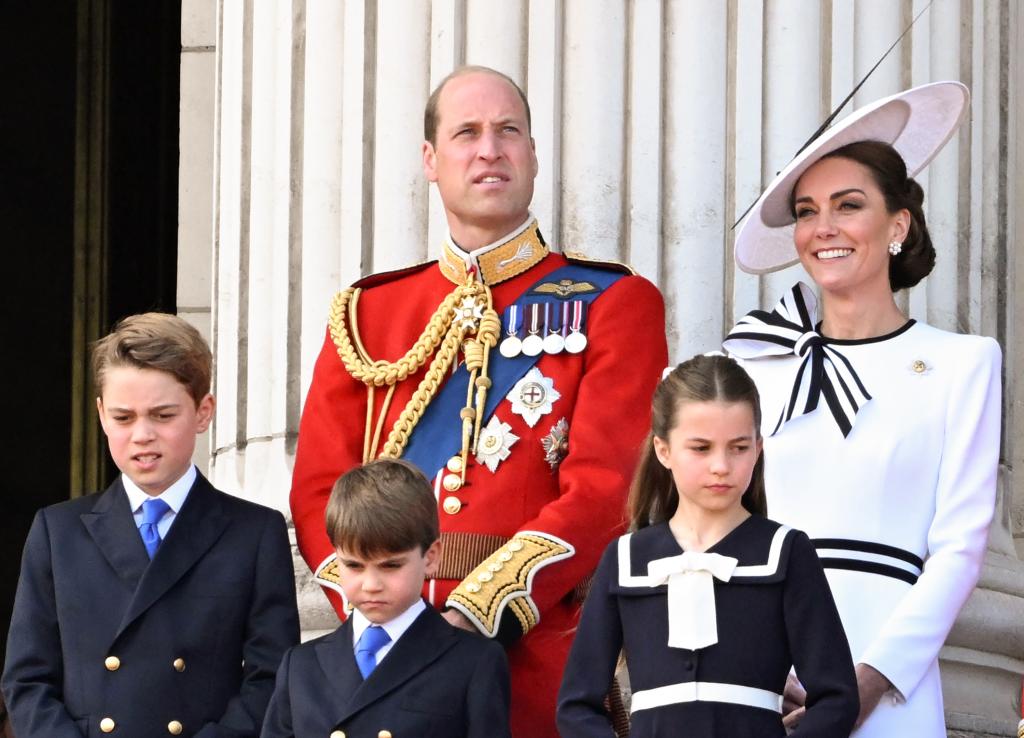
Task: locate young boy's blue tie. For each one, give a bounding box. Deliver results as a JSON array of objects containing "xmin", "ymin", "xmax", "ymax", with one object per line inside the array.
[
  {"xmin": 140, "ymin": 498, "xmax": 170, "ymax": 559},
  {"xmin": 355, "ymin": 626, "xmax": 391, "ymax": 678}
]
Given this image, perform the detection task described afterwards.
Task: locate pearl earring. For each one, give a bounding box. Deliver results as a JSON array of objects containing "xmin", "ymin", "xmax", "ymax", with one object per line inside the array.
[{"xmin": 888, "ymin": 241, "xmax": 903, "ymax": 256}]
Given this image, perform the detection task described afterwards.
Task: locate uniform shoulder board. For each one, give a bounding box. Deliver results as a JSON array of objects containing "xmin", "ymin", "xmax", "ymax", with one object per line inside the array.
[
  {"xmin": 562, "ymin": 250, "xmax": 637, "ymax": 276},
  {"xmin": 351, "ymin": 259, "xmax": 436, "ymax": 289}
]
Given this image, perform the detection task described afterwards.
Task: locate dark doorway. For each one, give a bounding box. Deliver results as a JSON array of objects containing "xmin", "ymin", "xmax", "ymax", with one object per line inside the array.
[{"xmin": 0, "ymin": 0, "xmax": 181, "ymax": 662}]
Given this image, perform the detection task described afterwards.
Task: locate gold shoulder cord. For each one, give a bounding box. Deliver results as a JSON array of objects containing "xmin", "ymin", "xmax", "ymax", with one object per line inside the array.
[{"xmin": 328, "ymin": 276, "xmax": 500, "ymax": 477}]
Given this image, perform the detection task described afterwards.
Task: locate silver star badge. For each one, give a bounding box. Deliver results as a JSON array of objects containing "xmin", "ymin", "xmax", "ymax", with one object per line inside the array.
[
  {"xmin": 508, "ymin": 367, "xmax": 561, "ymax": 428},
  {"xmin": 475, "ymin": 415, "xmax": 519, "ymax": 473},
  {"xmin": 541, "ymin": 418, "xmax": 569, "ymax": 470}
]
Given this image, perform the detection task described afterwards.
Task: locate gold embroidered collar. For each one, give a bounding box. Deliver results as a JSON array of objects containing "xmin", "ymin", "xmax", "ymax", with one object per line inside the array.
[{"xmin": 439, "ymin": 217, "xmax": 549, "ymax": 286}]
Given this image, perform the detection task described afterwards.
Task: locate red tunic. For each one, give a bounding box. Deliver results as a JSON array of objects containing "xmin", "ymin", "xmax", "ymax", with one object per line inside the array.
[{"xmin": 291, "ymin": 237, "xmax": 667, "ymax": 738}]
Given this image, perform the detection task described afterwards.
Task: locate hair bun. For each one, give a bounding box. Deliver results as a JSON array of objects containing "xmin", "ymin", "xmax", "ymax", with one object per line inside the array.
[{"xmin": 904, "ymin": 177, "xmax": 925, "ymax": 208}]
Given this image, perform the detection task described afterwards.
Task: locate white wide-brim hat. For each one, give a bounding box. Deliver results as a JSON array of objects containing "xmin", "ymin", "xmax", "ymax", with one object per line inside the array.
[{"xmin": 734, "ymin": 81, "xmax": 970, "ymax": 274}]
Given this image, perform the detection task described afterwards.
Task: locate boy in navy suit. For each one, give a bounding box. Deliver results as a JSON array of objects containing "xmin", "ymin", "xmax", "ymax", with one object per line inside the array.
[
  {"xmin": 261, "ymin": 459, "xmax": 511, "ymax": 738},
  {"xmin": 2, "ymin": 313, "xmax": 300, "ymax": 737}
]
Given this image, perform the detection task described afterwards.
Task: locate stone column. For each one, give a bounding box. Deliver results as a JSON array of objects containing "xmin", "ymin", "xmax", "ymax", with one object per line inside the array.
[{"xmin": 179, "ymin": 0, "xmax": 216, "ymax": 473}]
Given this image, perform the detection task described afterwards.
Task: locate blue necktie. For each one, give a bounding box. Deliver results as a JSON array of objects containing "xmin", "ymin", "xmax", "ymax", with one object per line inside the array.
[
  {"xmin": 355, "ymin": 625, "xmax": 391, "ymax": 679},
  {"xmin": 140, "ymin": 498, "xmax": 171, "ymax": 560}
]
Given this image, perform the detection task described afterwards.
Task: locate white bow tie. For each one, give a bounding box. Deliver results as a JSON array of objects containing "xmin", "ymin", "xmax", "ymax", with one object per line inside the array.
[{"xmin": 647, "ymin": 551, "xmax": 739, "ymax": 651}]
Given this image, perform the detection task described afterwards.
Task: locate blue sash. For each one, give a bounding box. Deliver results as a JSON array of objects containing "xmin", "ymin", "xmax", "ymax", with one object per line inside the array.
[{"xmin": 401, "ymin": 263, "xmax": 625, "ymax": 477}]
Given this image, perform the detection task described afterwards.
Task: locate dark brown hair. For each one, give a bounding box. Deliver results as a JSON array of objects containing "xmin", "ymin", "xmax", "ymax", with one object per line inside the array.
[
  {"xmin": 326, "ymin": 459, "xmax": 439, "ymax": 558},
  {"xmin": 423, "ymin": 65, "xmax": 532, "ymax": 146},
  {"xmin": 797, "ymin": 139, "xmax": 935, "ymax": 292},
  {"xmin": 92, "ymin": 313, "xmax": 212, "ymax": 407},
  {"xmin": 627, "ymin": 354, "xmax": 766, "ymax": 530}
]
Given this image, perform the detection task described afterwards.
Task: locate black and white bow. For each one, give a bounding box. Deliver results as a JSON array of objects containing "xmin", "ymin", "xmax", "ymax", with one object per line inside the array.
[{"xmin": 724, "ymin": 283, "xmax": 871, "ymax": 437}]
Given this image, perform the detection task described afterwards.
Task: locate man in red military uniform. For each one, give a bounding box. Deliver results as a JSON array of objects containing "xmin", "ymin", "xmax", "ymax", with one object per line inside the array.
[{"xmin": 290, "ymin": 65, "xmax": 667, "ymax": 738}]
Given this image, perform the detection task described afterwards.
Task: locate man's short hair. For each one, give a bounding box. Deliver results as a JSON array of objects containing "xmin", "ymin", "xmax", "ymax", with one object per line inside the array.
[
  {"xmin": 423, "ymin": 65, "xmax": 532, "ymax": 146},
  {"xmin": 92, "ymin": 313, "xmax": 212, "ymax": 407},
  {"xmin": 326, "ymin": 459, "xmax": 440, "ymax": 558}
]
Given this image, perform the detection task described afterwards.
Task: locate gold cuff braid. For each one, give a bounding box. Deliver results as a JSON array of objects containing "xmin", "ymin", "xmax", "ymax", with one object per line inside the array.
[{"xmin": 446, "ymin": 532, "xmax": 575, "ymax": 638}]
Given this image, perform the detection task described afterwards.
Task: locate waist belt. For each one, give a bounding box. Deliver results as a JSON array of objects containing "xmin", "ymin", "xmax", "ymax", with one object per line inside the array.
[
  {"xmin": 631, "ymin": 681, "xmax": 783, "ymax": 714},
  {"xmin": 813, "ymin": 538, "xmax": 923, "ymax": 585}
]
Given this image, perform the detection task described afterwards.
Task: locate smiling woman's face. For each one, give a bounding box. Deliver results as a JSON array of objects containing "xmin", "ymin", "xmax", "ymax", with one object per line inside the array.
[{"xmin": 791, "ymin": 155, "xmax": 908, "ymax": 297}]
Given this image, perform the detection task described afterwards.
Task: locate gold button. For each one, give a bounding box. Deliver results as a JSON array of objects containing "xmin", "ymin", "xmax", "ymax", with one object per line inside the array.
[
  {"xmin": 442, "ymin": 473, "xmax": 462, "ymax": 492},
  {"xmin": 913, "ymin": 360, "xmax": 926, "ymax": 373},
  {"xmin": 443, "ymin": 496, "xmax": 462, "ymax": 515},
  {"xmin": 446, "ymin": 456, "xmax": 463, "ymax": 474},
  {"xmin": 498, "ymin": 551, "xmax": 513, "ymax": 562},
  {"xmin": 466, "ymin": 582, "xmax": 481, "ymax": 593},
  {"xmin": 508, "ymin": 540, "xmax": 524, "ymax": 552},
  {"xmin": 330, "ymin": 731, "xmax": 346, "ymax": 738},
  {"xmin": 100, "ymin": 717, "xmax": 116, "ymax": 733},
  {"xmin": 167, "ymin": 721, "xmax": 183, "ymax": 735},
  {"xmin": 104, "ymin": 656, "xmax": 121, "ymax": 671},
  {"xmin": 487, "ymin": 562, "xmax": 503, "ymax": 572},
  {"xmin": 477, "ymin": 571, "xmax": 493, "ymax": 583},
  {"xmin": 378, "ymin": 732, "xmax": 393, "ymax": 738},
  {"xmin": 173, "ymin": 658, "xmax": 186, "ymax": 672}
]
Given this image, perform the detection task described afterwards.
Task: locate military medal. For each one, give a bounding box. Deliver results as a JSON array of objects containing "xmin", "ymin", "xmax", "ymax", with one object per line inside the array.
[
  {"xmin": 475, "ymin": 415, "xmax": 519, "ymax": 472},
  {"xmin": 543, "ymin": 302, "xmax": 566, "ymax": 354},
  {"xmin": 499, "ymin": 304, "xmax": 523, "ymax": 358},
  {"xmin": 564, "ymin": 300, "xmax": 588, "ymax": 353},
  {"xmin": 521, "ymin": 303, "xmax": 544, "ymax": 356},
  {"xmin": 508, "ymin": 367, "xmax": 561, "ymax": 427},
  {"xmin": 541, "ymin": 417, "xmax": 570, "ymax": 470}
]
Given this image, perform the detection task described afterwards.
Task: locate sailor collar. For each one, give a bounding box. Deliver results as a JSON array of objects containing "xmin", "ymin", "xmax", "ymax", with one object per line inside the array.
[
  {"xmin": 615, "ymin": 517, "xmax": 795, "ymax": 591},
  {"xmin": 439, "ymin": 215, "xmax": 549, "ymax": 286},
  {"xmin": 613, "ymin": 517, "xmax": 795, "ymax": 650}
]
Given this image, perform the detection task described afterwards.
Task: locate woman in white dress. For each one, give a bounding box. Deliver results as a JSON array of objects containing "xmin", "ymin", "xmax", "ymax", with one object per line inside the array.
[{"xmin": 723, "ymin": 82, "xmax": 1001, "ymax": 737}]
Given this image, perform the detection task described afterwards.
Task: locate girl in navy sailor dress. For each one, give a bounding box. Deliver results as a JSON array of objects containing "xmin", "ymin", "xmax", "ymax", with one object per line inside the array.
[{"xmin": 557, "ymin": 355, "xmax": 859, "ymax": 738}]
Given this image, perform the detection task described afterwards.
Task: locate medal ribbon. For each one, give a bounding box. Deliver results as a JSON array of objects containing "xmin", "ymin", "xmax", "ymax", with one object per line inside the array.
[
  {"xmin": 527, "ymin": 304, "xmax": 542, "ymax": 336},
  {"xmin": 723, "ymin": 282, "xmax": 871, "ymax": 438},
  {"xmin": 569, "ymin": 301, "xmax": 585, "ymax": 334},
  {"xmin": 503, "ymin": 304, "xmax": 522, "ymax": 338},
  {"xmin": 547, "ymin": 302, "xmax": 563, "ymax": 336}
]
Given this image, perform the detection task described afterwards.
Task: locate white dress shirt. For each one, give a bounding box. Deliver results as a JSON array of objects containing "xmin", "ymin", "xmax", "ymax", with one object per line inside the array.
[
  {"xmin": 350, "ymin": 598, "xmax": 427, "ymax": 665},
  {"xmin": 123, "ymin": 465, "xmax": 197, "ymax": 540}
]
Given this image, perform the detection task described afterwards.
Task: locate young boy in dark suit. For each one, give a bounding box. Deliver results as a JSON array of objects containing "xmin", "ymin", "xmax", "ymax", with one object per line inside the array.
[
  {"xmin": 261, "ymin": 459, "xmax": 511, "ymax": 738},
  {"xmin": 2, "ymin": 313, "xmax": 300, "ymax": 738}
]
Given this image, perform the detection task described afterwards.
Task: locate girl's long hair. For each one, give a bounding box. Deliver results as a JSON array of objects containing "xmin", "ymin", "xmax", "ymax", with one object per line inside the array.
[{"xmin": 627, "ymin": 354, "xmax": 767, "ymax": 530}]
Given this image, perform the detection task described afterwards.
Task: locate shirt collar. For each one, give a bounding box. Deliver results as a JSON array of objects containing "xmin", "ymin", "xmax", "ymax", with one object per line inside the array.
[
  {"xmin": 350, "ymin": 598, "xmax": 427, "ymax": 648},
  {"xmin": 439, "ymin": 214, "xmax": 549, "ymax": 286},
  {"xmin": 122, "ymin": 465, "xmax": 197, "ymax": 515}
]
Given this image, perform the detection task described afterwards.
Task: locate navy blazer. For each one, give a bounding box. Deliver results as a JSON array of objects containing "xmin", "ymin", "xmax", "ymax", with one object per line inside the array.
[
  {"xmin": 2, "ymin": 473, "xmax": 300, "ymax": 738},
  {"xmin": 261, "ymin": 604, "xmax": 511, "ymax": 738}
]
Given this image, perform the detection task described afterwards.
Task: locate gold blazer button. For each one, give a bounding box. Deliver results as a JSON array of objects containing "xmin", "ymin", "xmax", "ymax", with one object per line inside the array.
[
  {"xmin": 173, "ymin": 658, "xmax": 186, "ymax": 672},
  {"xmin": 104, "ymin": 656, "xmax": 120, "ymax": 671},
  {"xmin": 442, "ymin": 496, "xmax": 462, "ymax": 515},
  {"xmin": 100, "ymin": 717, "xmax": 116, "ymax": 733},
  {"xmin": 167, "ymin": 720, "xmax": 183, "ymax": 735},
  {"xmin": 330, "ymin": 731, "xmax": 346, "ymax": 738}
]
